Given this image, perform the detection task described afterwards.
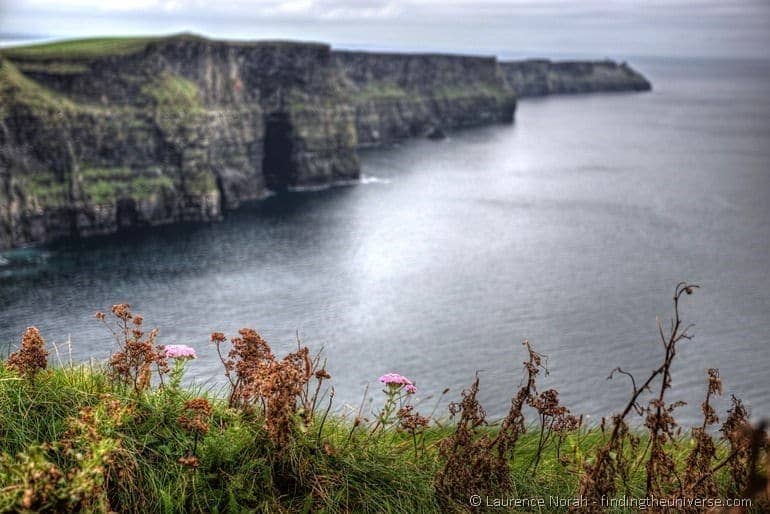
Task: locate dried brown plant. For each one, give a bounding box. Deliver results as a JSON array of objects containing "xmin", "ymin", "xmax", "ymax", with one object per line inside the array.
[
  {"xmin": 97, "ymin": 304, "xmax": 168, "ymax": 393},
  {"xmin": 574, "ymin": 282, "xmax": 699, "ymax": 512},
  {"xmin": 178, "ymin": 397, "xmax": 212, "ymax": 465},
  {"xmin": 643, "ymin": 283, "xmax": 700, "ymax": 500},
  {"xmin": 434, "ymin": 373, "xmax": 499, "ymax": 502},
  {"xmin": 6, "ymin": 326, "xmax": 48, "ymax": 378},
  {"xmin": 681, "ymin": 368, "xmax": 722, "ymax": 504},
  {"xmin": 211, "ymin": 328, "xmax": 329, "ymax": 447},
  {"xmin": 528, "ymin": 388, "xmax": 580, "ymax": 472},
  {"xmin": 719, "ymin": 395, "xmax": 753, "ymax": 496},
  {"xmin": 178, "ymin": 397, "xmax": 213, "ymax": 436},
  {"xmin": 397, "ymin": 404, "xmax": 430, "ymax": 456},
  {"xmin": 249, "ymin": 346, "xmax": 312, "ymax": 446},
  {"xmin": 712, "ymin": 421, "xmax": 769, "ymax": 513},
  {"xmin": 435, "ymin": 340, "xmax": 555, "ymax": 504},
  {"xmin": 211, "ymin": 328, "xmax": 273, "ymax": 408}
]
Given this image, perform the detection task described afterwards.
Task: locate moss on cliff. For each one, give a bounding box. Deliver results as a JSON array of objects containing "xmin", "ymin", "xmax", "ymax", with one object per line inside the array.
[
  {"xmin": 19, "ymin": 175, "xmax": 69, "ymax": 210},
  {"xmin": 80, "ymin": 167, "xmax": 175, "ymax": 205},
  {"xmin": 0, "ymin": 59, "xmax": 77, "ymax": 116},
  {"xmin": 14, "ymin": 61, "xmax": 90, "ymax": 75},
  {"xmin": 434, "ymin": 83, "xmax": 509, "ymax": 100},
  {"xmin": 185, "ymin": 170, "xmax": 218, "ymax": 195},
  {"xmin": 350, "ymin": 83, "xmax": 410, "ymax": 101},
  {"xmin": 141, "ymin": 73, "xmax": 202, "ymax": 112}
]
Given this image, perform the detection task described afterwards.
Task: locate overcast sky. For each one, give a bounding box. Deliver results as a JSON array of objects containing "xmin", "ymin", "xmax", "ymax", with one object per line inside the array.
[{"xmin": 2, "ymin": 0, "xmax": 769, "ymax": 60}]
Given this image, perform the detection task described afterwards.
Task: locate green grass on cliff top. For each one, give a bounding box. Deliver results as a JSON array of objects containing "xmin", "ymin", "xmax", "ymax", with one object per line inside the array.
[
  {"xmin": 1, "ymin": 36, "xmax": 159, "ymax": 60},
  {"xmin": 0, "ymin": 34, "xmax": 328, "ymax": 61}
]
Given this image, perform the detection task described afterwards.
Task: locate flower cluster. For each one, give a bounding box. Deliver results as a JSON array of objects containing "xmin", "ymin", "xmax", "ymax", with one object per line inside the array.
[
  {"xmin": 211, "ymin": 328, "xmax": 326, "ymax": 447},
  {"xmin": 164, "ymin": 345, "xmax": 197, "ymax": 360},
  {"xmin": 397, "ymin": 405, "xmax": 429, "ymax": 433},
  {"xmin": 378, "ymin": 373, "xmax": 416, "ymax": 394},
  {"xmin": 178, "ymin": 397, "xmax": 212, "ymax": 436},
  {"xmin": 211, "ymin": 329, "xmax": 274, "ymax": 407},
  {"xmin": 177, "ymin": 397, "xmax": 213, "ymax": 468},
  {"xmin": 98, "ymin": 304, "xmax": 168, "ymax": 393},
  {"xmin": 250, "ymin": 347, "xmax": 312, "ymax": 446},
  {"xmin": 6, "ymin": 326, "xmax": 48, "ymax": 378}
]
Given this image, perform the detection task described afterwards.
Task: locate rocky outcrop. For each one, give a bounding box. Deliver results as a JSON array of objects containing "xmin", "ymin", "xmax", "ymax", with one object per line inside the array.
[
  {"xmin": 500, "ymin": 59, "xmax": 651, "ymax": 97},
  {"xmin": 0, "ymin": 35, "xmax": 650, "ymax": 250}
]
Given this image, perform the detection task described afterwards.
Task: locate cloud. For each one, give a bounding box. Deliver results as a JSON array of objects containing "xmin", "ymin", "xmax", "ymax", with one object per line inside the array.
[{"xmin": 1, "ymin": 0, "xmax": 769, "ymax": 59}]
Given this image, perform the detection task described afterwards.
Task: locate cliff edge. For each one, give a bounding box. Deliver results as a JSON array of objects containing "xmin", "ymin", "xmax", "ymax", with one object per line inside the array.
[{"xmin": 0, "ymin": 35, "xmax": 650, "ymax": 250}]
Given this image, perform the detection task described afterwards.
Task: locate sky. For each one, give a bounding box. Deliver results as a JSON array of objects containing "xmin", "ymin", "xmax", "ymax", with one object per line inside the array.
[{"xmin": 1, "ymin": 0, "xmax": 769, "ymax": 60}]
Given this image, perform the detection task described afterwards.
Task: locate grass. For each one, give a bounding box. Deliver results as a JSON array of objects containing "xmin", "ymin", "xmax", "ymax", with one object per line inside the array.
[
  {"xmin": 350, "ymin": 83, "xmax": 412, "ymax": 102},
  {"xmin": 0, "ymin": 59, "xmax": 76, "ymax": 116},
  {"xmin": 14, "ymin": 62, "xmax": 90, "ymax": 75},
  {"xmin": 80, "ymin": 167, "xmax": 175, "ymax": 205},
  {"xmin": 16, "ymin": 174, "xmax": 69, "ymax": 209},
  {"xmin": 0, "ymin": 362, "xmax": 750, "ymax": 513},
  {"xmin": 141, "ymin": 73, "xmax": 202, "ymax": 112},
  {"xmin": 0, "ymin": 363, "xmax": 442, "ymax": 513},
  {"xmin": 0, "ymin": 37, "xmax": 159, "ymax": 61}
]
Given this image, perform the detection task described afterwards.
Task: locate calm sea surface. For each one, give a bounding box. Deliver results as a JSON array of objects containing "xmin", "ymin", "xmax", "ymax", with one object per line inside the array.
[{"xmin": 1, "ymin": 57, "xmax": 769, "ymax": 424}]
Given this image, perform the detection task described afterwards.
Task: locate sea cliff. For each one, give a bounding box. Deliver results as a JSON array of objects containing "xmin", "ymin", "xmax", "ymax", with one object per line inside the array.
[
  {"xmin": 0, "ymin": 35, "xmax": 650, "ymax": 250},
  {"xmin": 500, "ymin": 59, "xmax": 651, "ymax": 97}
]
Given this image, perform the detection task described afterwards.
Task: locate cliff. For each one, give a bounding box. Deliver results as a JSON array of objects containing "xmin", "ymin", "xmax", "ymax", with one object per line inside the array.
[
  {"xmin": 334, "ymin": 51, "xmax": 515, "ymax": 146},
  {"xmin": 500, "ymin": 59, "xmax": 651, "ymax": 97},
  {"xmin": 0, "ymin": 35, "xmax": 650, "ymax": 250},
  {"xmin": 0, "ymin": 36, "xmax": 361, "ymax": 249}
]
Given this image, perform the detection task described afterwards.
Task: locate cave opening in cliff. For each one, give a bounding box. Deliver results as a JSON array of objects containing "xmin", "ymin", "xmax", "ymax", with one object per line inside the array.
[{"xmin": 262, "ymin": 112, "xmax": 295, "ymax": 191}]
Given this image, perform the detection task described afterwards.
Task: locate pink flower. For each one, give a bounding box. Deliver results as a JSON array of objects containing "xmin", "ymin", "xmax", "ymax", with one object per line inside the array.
[
  {"xmin": 379, "ymin": 373, "xmax": 416, "ymax": 393},
  {"xmin": 164, "ymin": 344, "xmax": 197, "ymax": 360}
]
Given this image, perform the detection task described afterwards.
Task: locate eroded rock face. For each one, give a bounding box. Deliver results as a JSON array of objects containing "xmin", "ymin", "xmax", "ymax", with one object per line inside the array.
[
  {"xmin": 0, "ymin": 36, "xmax": 362, "ymax": 249},
  {"xmin": 500, "ymin": 59, "xmax": 651, "ymax": 97},
  {"xmin": 333, "ymin": 51, "xmax": 517, "ymax": 147},
  {"xmin": 0, "ymin": 35, "xmax": 650, "ymax": 250}
]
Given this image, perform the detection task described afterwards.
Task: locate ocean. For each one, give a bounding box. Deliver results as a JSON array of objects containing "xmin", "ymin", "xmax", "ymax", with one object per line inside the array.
[{"xmin": 1, "ymin": 56, "xmax": 768, "ymax": 425}]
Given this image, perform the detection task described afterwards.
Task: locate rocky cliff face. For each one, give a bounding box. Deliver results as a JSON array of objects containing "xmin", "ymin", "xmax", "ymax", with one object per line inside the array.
[
  {"xmin": 333, "ymin": 51, "xmax": 516, "ymax": 146},
  {"xmin": 500, "ymin": 59, "xmax": 651, "ymax": 97},
  {"xmin": 0, "ymin": 35, "xmax": 649, "ymax": 250},
  {"xmin": 0, "ymin": 36, "xmax": 362, "ymax": 249}
]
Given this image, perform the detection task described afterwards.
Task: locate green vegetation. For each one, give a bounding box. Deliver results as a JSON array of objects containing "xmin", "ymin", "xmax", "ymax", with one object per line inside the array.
[
  {"xmin": 1, "ymin": 37, "xmax": 158, "ymax": 61},
  {"xmin": 0, "ymin": 287, "xmax": 767, "ymax": 513},
  {"xmin": 349, "ymin": 81, "xmax": 514, "ymax": 105},
  {"xmin": 434, "ymin": 83, "xmax": 511, "ymax": 100},
  {"xmin": 351, "ymin": 83, "xmax": 411, "ymax": 102},
  {"xmin": 141, "ymin": 73, "xmax": 202, "ymax": 112},
  {"xmin": 80, "ymin": 167, "xmax": 175, "ymax": 204},
  {"xmin": 1, "ymin": 362, "xmax": 748, "ymax": 514},
  {"xmin": 0, "ymin": 59, "xmax": 76, "ymax": 116},
  {"xmin": 14, "ymin": 62, "xmax": 90, "ymax": 75},
  {"xmin": 19, "ymin": 174, "xmax": 69, "ymax": 209}
]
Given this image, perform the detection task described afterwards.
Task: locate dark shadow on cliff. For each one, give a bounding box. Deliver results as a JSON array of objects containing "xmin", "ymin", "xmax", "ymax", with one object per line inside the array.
[{"xmin": 262, "ymin": 113, "xmax": 295, "ymax": 191}]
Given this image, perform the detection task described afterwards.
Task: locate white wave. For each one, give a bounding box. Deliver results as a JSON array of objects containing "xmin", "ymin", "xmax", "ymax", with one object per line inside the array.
[{"xmin": 360, "ymin": 174, "xmax": 391, "ymax": 185}]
